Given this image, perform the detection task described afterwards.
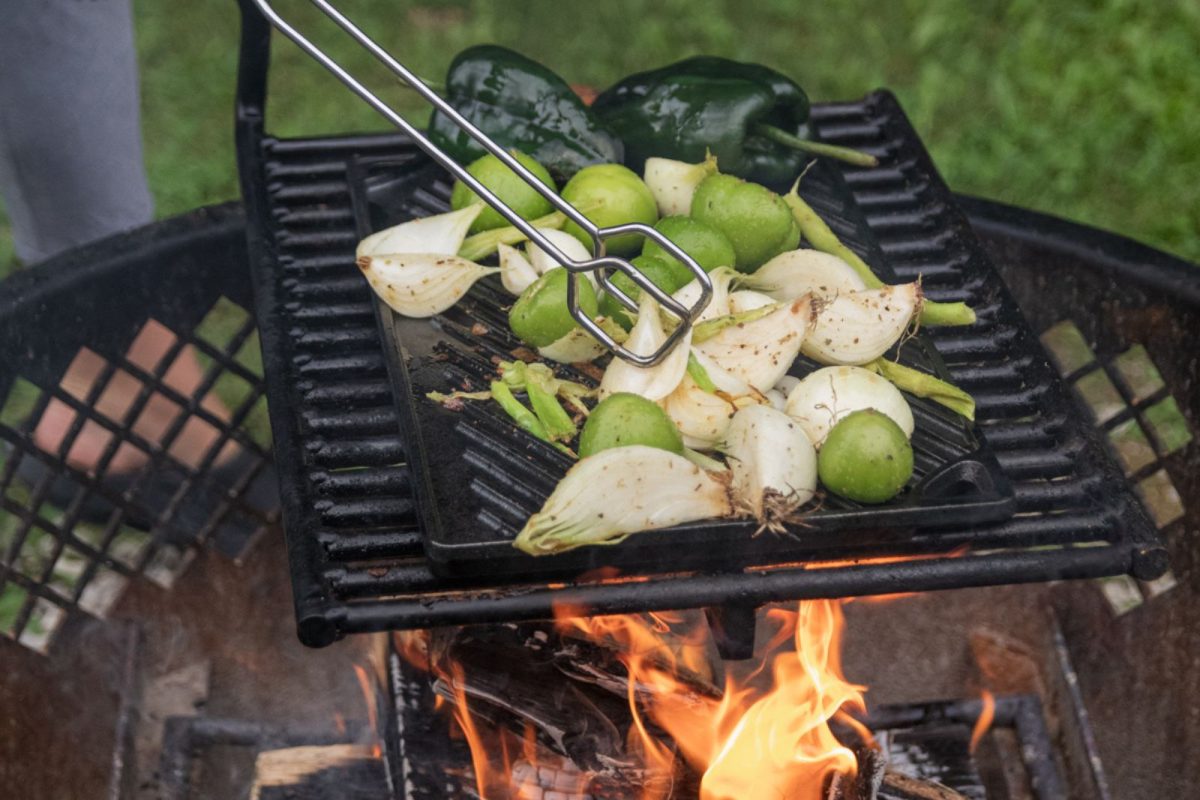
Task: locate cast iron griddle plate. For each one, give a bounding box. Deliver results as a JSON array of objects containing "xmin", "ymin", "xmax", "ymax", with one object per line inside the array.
[{"xmin": 348, "ymin": 152, "xmax": 1014, "ymax": 579}]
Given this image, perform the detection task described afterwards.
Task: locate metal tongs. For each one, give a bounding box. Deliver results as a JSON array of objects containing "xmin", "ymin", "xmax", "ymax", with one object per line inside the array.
[{"xmin": 251, "ymin": 0, "xmax": 712, "ymax": 366}]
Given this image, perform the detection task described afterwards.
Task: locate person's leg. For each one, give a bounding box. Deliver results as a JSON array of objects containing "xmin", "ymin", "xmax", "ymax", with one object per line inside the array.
[{"xmin": 0, "ymin": 0, "xmax": 154, "ymax": 263}]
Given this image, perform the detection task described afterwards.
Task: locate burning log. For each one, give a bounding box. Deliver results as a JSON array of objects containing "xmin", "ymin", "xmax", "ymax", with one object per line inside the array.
[
  {"xmin": 553, "ymin": 611, "xmax": 720, "ymax": 695},
  {"xmin": 825, "ymin": 746, "xmax": 886, "ymax": 800},
  {"xmin": 418, "ymin": 605, "xmax": 977, "ymax": 800},
  {"xmin": 430, "ymin": 624, "xmax": 639, "ymax": 772},
  {"xmin": 877, "ymin": 771, "xmax": 970, "ymax": 800},
  {"xmin": 430, "ymin": 601, "xmax": 863, "ymax": 798},
  {"xmin": 424, "ymin": 622, "xmax": 715, "ymax": 796},
  {"xmin": 428, "ymin": 622, "xmax": 720, "ymax": 772},
  {"xmin": 824, "ymin": 748, "xmax": 969, "ymax": 800},
  {"xmin": 552, "ymin": 629, "xmax": 721, "ymax": 702},
  {"xmin": 506, "ymin": 750, "xmax": 694, "ymax": 800}
]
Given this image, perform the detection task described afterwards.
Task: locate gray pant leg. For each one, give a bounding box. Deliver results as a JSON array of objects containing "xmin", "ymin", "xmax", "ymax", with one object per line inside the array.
[{"xmin": 0, "ymin": 0, "xmax": 154, "ymax": 264}]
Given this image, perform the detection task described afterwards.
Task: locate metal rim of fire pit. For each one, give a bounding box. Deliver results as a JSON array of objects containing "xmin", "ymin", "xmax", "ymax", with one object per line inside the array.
[{"xmin": 231, "ymin": 1, "xmax": 1173, "ymax": 650}]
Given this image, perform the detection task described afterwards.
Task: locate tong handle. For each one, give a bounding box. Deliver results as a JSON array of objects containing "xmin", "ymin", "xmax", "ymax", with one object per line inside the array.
[{"xmin": 249, "ymin": 0, "xmax": 713, "ymax": 366}]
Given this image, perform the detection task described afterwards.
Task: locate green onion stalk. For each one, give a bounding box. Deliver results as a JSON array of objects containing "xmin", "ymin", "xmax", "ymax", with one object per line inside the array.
[
  {"xmin": 489, "ymin": 380, "xmax": 575, "ymax": 456},
  {"xmin": 458, "ymin": 200, "xmax": 603, "ymax": 262},
  {"xmin": 866, "ymin": 358, "xmax": 976, "ymax": 420},
  {"xmin": 783, "ymin": 180, "xmax": 976, "ymax": 328}
]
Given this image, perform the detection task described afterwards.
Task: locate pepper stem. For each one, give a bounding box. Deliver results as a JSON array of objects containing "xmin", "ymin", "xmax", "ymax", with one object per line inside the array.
[{"xmin": 755, "ymin": 123, "xmax": 880, "ymax": 168}]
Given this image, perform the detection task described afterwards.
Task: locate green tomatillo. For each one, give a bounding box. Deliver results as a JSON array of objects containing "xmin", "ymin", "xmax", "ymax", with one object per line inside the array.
[
  {"xmin": 691, "ymin": 173, "xmax": 799, "ymax": 272},
  {"xmin": 450, "ymin": 150, "xmax": 557, "ymax": 234},
  {"xmin": 508, "ymin": 267, "xmax": 599, "ymax": 348},
  {"xmin": 640, "ymin": 215, "xmax": 737, "ymax": 286},
  {"xmin": 578, "ymin": 392, "xmax": 684, "ymax": 458},
  {"xmin": 560, "ymin": 164, "xmax": 659, "ymax": 256},
  {"xmin": 817, "ymin": 409, "xmax": 914, "ymax": 504},
  {"xmin": 598, "ymin": 254, "xmax": 690, "ymax": 329}
]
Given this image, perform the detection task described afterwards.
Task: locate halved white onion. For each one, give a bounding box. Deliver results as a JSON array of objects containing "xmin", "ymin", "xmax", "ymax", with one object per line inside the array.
[
  {"xmin": 537, "ymin": 327, "xmax": 606, "ymax": 364},
  {"xmin": 721, "ymin": 404, "xmax": 818, "ymax": 526},
  {"xmin": 643, "ymin": 154, "xmax": 719, "ymax": 217},
  {"xmin": 498, "ymin": 243, "xmax": 538, "ymax": 296},
  {"xmin": 670, "ymin": 266, "xmax": 738, "ymax": 325},
  {"xmin": 660, "ymin": 350, "xmax": 765, "ymax": 450},
  {"xmin": 695, "ymin": 296, "xmax": 814, "ymax": 392},
  {"xmin": 357, "ymin": 204, "xmax": 482, "ymax": 258},
  {"xmin": 803, "ymin": 283, "xmax": 923, "ymax": 365},
  {"xmin": 356, "ymin": 253, "xmax": 497, "ymax": 318},
  {"xmin": 513, "ymin": 445, "xmax": 732, "ymax": 555},
  {"xmin": 784, "ymin": 365, "xmax": 914, "ymax": 447},
  {"xmin": 727, "ymin": 289, "xmax": 776, "ymax": 314},
  {"xmin": 744, "ymin": 248, "xmax": 867, "ymax": 301},
  {"xmin": 599, "ymin": 294, "xmax": 692, "ymax": 402}
]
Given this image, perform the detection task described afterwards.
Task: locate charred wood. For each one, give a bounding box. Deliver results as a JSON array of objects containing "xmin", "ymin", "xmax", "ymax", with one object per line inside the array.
[
  {"xmin": 431, "ymin": 626, "xmax": 633, "ymax": 772},
  {"xmin": 878, "ymin": 770, "xmax": 970, "ymax": 800},
  {"xmin": 825, "ymin": 747, "xmax": 968, "ymax": 800},
  {"xmin": 429, "ymin": 622, "xmax": 718, "ymax": 775}
]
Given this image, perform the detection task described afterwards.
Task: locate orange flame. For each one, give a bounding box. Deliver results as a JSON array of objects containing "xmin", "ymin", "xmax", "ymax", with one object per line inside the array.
[
  {"xmin": 969, "ymin": 689, "xmax": 996, "ymax": 754},
  {"xmin": 788, "ymin": 545, "xmax": 970, "ymax": 573},
  {"xmin": 555, "ymin": 600, "xmax": 864, "ymax": 800},
  {"xmin": 352, "ymin": 664, "xmax": 383, "ymax": 759},
  {"xmin": 436, "ymin": 649, "xmax": 599, "ymax": 798},
  {"xmin": 393, "ymin": 630, "xmax": 431, "ymax": 671},
  {"xmin": 850, "ymin": 592, "xmax": 920, "ymax": 604},
  {"xmin": 443, "ymin": 660, "xmax": 500, "ymax": 797}
]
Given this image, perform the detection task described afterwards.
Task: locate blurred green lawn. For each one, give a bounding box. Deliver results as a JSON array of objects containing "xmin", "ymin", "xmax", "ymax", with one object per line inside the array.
[{"xmin": 0, "ymin": 0, "xmax": 1197, "ymax": 273}]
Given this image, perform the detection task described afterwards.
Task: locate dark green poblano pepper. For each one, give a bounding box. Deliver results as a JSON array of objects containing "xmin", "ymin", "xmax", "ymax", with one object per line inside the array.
[
  {"xmin": 592, "ymin": 56, "xmax": 877, "ymax": 185},
  {"xmin": 428, "ymin": 45, "xmax": 624, "ymax": 182}
]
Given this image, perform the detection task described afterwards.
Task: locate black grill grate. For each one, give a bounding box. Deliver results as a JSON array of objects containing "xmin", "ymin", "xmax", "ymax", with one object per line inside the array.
[
  {"xmin": 0, "ymin": 205, "xmax": 278, "ymax": 652},
  {"xmin": 234, "ymin": 4, "xmax": 1163, "ymax": 648}
]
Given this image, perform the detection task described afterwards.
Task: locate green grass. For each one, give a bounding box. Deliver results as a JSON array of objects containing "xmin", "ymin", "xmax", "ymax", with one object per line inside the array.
[{"xmin": 0, "ymin": 0, "xmax": 1197, "ymax": 278}]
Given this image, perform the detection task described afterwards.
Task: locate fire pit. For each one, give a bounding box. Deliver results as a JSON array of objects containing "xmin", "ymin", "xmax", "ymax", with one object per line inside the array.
[
  {"xmin": 1, "ymin": 3, "xmax": 1198, "ymax": 798},
  {"xmin": 1, "ymin": 190, "xmax": 1194, "ymax": 800}
]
